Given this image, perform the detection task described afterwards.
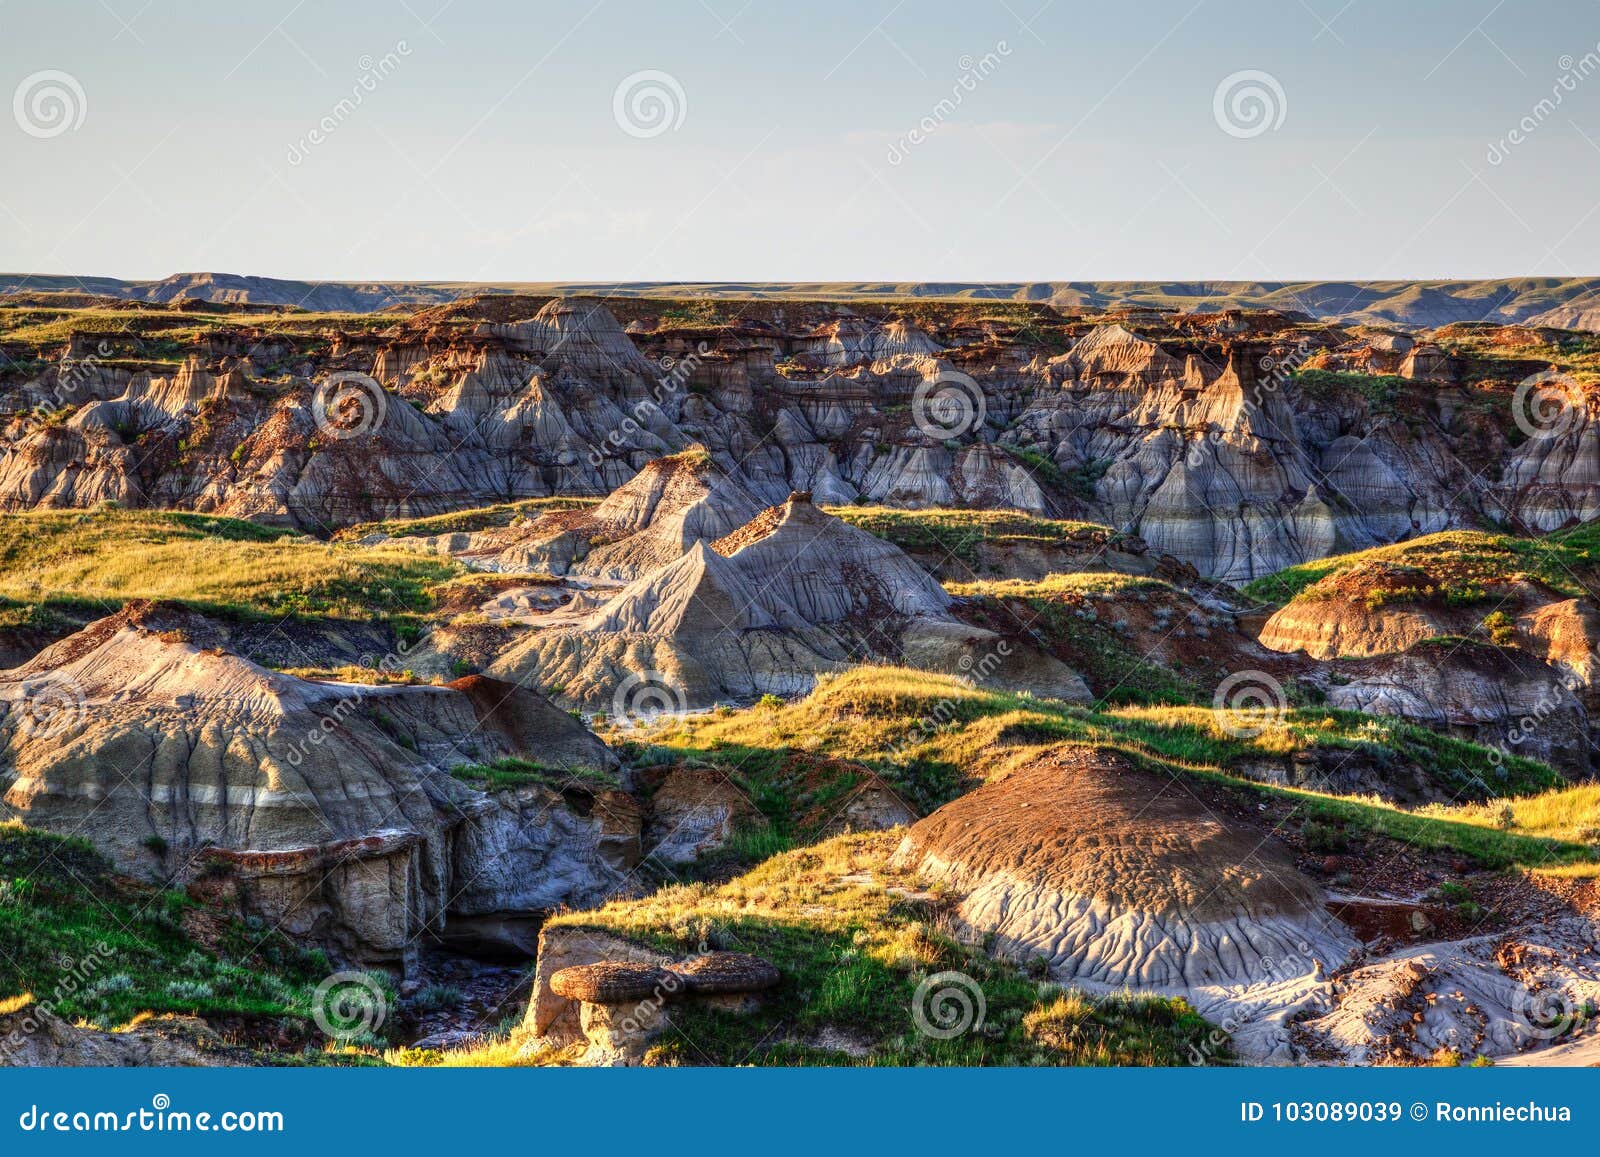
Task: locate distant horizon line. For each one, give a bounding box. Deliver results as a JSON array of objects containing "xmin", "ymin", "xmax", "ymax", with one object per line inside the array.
[{"xmin": 6, "ymin": 271, "xmax": 1600, "ymax": 287}]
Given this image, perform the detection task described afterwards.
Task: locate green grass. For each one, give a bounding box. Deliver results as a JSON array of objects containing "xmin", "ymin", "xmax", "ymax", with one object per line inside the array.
[
  {"xmin": 0, "ymin": 508, "xmax": 464, "ymax": 619},
  {"xmin": 533, "ymin": 832, "xmax": 1223, "ymax": 1066},
  {"xmin": 625, "ymin": 667, "xmax": 1580, "ymax": 863},
  {"xmin": 0, "ymin": 822, "xmax": 329, "ymax": 1030},
  {"xmin": 448, "ymin": 757, "xmax": 619, "ymax": 792},
  {"xmin": 1293, "ymin": 369, "xmax": 1408, "ymax": 413},
  {"xmin": 826, "ymin": 506, "xmax": 1119, "ymax": 567},
  {"xmin": 336, "ymin": 497, "xmax": 601, "ymax": 542},
  {"xmin": 1240, "ymin": 528, "xmax": 1600, "ymax": 606}
]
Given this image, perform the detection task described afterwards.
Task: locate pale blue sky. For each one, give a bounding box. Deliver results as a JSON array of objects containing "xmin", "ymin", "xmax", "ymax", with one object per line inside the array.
[{"xmin": 3, "ymin": 0, "xmax": 1600, "ymax": 281}]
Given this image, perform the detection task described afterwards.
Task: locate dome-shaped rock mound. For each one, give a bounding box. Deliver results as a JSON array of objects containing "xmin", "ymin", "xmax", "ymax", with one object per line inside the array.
[{"xmin": 891, "ymin": 745, "xmax": 1359, "ymax": 1061}]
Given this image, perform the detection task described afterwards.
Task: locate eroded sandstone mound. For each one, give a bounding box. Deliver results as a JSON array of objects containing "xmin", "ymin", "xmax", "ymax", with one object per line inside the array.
[
  {"xmin": 890, "ymin": 745, "xmax": 1359, "ymax": 1061},
  {"xmin": 1258, "ymin": 558, "xmax": 1566, "ymax": 660}
]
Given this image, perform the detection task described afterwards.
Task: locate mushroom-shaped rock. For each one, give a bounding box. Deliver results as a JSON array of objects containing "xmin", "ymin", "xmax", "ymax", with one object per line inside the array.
[
  {"xmin": 549, "ymin": 961, "xmax": 678, "ymax": 1005},
  {"xmin": 670, "ymin": 952, "xmax": 780, "ymax": 995}
]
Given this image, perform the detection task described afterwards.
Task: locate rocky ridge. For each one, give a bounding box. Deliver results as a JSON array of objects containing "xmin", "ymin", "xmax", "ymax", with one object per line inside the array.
[{"xmin": 6, "ymin": 295, "xmax": 1600, "ymax": 582}]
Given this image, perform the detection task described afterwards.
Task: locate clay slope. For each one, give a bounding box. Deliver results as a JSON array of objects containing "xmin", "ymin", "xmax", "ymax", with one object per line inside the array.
[
  {"xmin": 890, "ymin": 745, "xmax": 1359, "ymax": 1062},
  {"xmin": 0, "ymin": 602, "xmax": 633, "ymax": 968},
  {"xmin": 489, "ymin": 493, "xmax": 1090, "ymax": 709}
]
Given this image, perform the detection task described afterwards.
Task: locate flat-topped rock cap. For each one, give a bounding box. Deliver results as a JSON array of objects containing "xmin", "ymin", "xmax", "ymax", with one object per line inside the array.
[
  {"xmin": 549, "ymin": 961, "xmax": 677, "ymax": 1004},
  {"xmin": 670, "ymin": 952, "xmax": 780, "ymax": 994}
]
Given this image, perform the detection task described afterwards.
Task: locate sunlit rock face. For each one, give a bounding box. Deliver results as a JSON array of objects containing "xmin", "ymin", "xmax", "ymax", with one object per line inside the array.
[
  {"xmin": 1006, "ymin": 330, "xmax": 1460, "ymax": 582},
  {"xmin": 1322, "ymin": 639, "xmax": 1590, "ymax": 778},
  {"xmin": 5, "ymin": 297, "xmax": 1597, "ymax": 582}
]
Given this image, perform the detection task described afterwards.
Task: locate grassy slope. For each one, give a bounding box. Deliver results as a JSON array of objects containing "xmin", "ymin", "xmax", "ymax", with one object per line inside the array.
[
  {"xmin": 947, "ymin": 573, "xmax": 1204, "ymax": 707},
  {"xmin": 1240, "ymin": 527, "xmax": 1600, "ymax": 606},
  {"xmin": 0, "ymin": 509, "xmax": 463, "ymax": 619},
  {"xmin": 624, "ymin": 667, "xmax": 1589, "ymax": 872},
  {"xmin": 828, "ymin": 506, "xmax": 1122, "ymax": 564},
  {"xmin": 411, "ymin": 666, "xmax": 1598, "ymax": 1067},
  {"xmin": 399, "ymin": 831, "xmax": 1219, "ymax": 1068},
  {"xmin": 335, "ymin": 497, "xmax": 601, "ymax": 542},
  {"xmin": 0, "ymin": 823, "xmax": 330, "ymax": 1031}
]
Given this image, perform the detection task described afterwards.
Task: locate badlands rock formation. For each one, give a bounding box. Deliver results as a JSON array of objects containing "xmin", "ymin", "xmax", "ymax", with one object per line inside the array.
[
  {"xmin": 890, "ymin": 745, "xmax": 1360, "ymax": 1062},
  {"xmin": 544, "ymin": 952, "xmax": 780, "ymax": 1065},
  {"xmin": 0, "ymin": 1006, "xmax": 226, "ymax": 1067},
  {"xmin": 0, "ymin": 602, "xmax": 630, "ymax": 968},
  {"xmin": 1295, "ymin": 922, "xmax": 1600, "ymax": 1064},
  {"xmin": 13, "ymin": 294, "xmax": 1600, "ymax": 581},
  {"xmin": 487, "ymin": 492, "xmax": 1090, "ymax": 708},
  {"xmin": 1321, "ymin": 639, "xmax": 1590, "ymax": 778},
  {"xmin": 436, "ymin": 446, "xmax": 768, "ymax": 580}
]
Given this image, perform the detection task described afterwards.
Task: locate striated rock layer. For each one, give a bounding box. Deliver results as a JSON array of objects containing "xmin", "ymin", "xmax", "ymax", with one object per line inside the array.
[
  {"xmin": 0, "ymin": 602, "xmax": 630, "ymax": 970},
  {"xmin": 9, "ymin": 298, "xmax": 1600, "ymax": 582}
]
